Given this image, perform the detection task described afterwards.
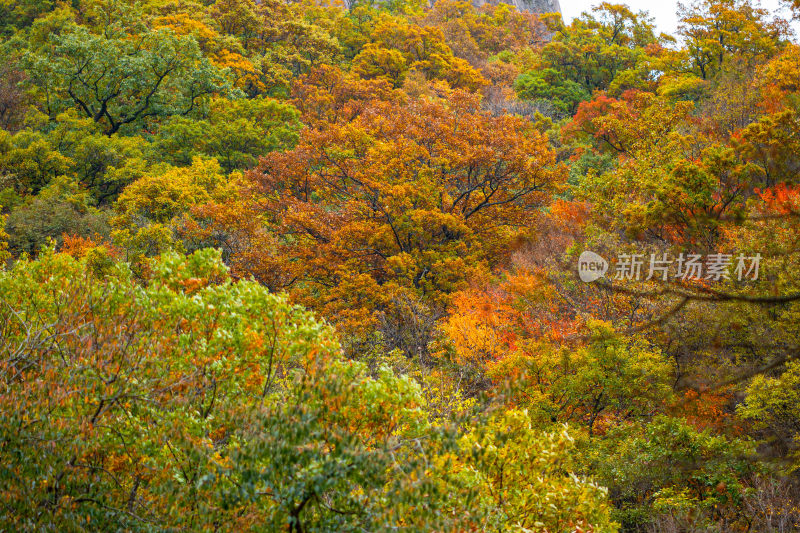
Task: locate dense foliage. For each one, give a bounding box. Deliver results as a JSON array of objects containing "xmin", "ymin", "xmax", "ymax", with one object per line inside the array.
[{"xmin": 2, "ymin": 0, "xmax": 800, "ymax": 531}]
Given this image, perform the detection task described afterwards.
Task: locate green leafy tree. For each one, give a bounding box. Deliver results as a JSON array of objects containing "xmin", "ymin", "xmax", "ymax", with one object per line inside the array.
[
  {"xmin": 586, "ymin": 416, "xmax": 758, "ymax": 531},
  {"xmin": 739, "ymin": 360, "xmax": 800, "ymax": 469},
  {"xmin": 0, "ymin": 0, "xmax": 57, "ymax": 35},
  {"xmin": 25, "ymin": 17, "xmax": 228, "ymax": 135},
  {"xmin": 4, "ymin": 175, "xmax": 109, "ymax": 256},
  {"xmin": 0, "ymin": 248, "xmax": 463, "ymax": 531},
  {"xmin": 514, "ymin": 67, "xmax": 590, "ymax": 115},
  {"xmin": 0, "ymin": 110, "xmax": 153, "ymax": 201},
  {"xmin": 152, "ymin": 96, "xmax": 301, "ymax": 172},
  {"xmin": 536, "ymin": 3, "xmax": 659, "ymax": 95}
]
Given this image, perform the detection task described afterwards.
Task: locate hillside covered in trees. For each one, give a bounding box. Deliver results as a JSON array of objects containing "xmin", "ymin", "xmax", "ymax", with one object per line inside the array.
[{"xmin": 2, "ymin": 0, "xmax": 800, "ymax": 531}]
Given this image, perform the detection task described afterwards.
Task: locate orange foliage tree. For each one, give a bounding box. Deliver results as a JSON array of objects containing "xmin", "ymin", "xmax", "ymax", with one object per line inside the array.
[{"xmin": 187, "ymin": 90, "xmax": 562, "ymax": 339}]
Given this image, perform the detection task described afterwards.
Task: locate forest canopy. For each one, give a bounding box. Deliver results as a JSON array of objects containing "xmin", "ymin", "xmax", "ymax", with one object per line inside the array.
[{"xmin": 2, "ymin": 0, "xmax": 800, "ymax": 531}]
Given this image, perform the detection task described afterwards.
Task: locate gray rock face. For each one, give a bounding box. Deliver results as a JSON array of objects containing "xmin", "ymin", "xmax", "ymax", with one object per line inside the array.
[{"xmin": 472, "ymin": 0, "xmax": 560, "ymax": 15}]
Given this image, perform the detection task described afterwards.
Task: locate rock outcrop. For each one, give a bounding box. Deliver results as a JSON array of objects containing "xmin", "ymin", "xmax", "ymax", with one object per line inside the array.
[{"xmin": 472, "ymin": 0, "xmax": 561, "ymax": 15}]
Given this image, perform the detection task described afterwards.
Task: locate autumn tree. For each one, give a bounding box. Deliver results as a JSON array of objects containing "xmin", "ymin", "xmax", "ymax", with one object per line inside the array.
[
  {"xmin": 352, "ymin": 14, "xmax": 488, "ymax": 90},
  {"xmin": 462, "ymin": 410, "xmax": 617, "ymax": 531},
  {"xmin": 3, "ymin": 0, "xmax": 800, "ymax": 529},
  {"xmin": 568, "ymin": 89, "xmax": 766, "ymax": 246},
  {"xmin": 290, "ymin": 64, "xmax": 400, "ymax": 126},
  {"xmin": 678, "ymin": 0, "xmax": 788, "ymax": 81},
  {"xmin": 420, "ymin": 0, "xmax": 544, "ymax": 65},
  {"xmin": 111, "ymin": 157, "xmax": 234, "ymax": 263},
  {"xmin": 228, "ymin": 90, "xmax": 562, "ymax": 340}
]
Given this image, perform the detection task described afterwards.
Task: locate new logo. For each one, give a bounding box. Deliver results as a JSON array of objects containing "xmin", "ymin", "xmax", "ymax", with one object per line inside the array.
[{"xmin": 578, "ymin": 251, "xmax": 608, "ymax": 283}]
